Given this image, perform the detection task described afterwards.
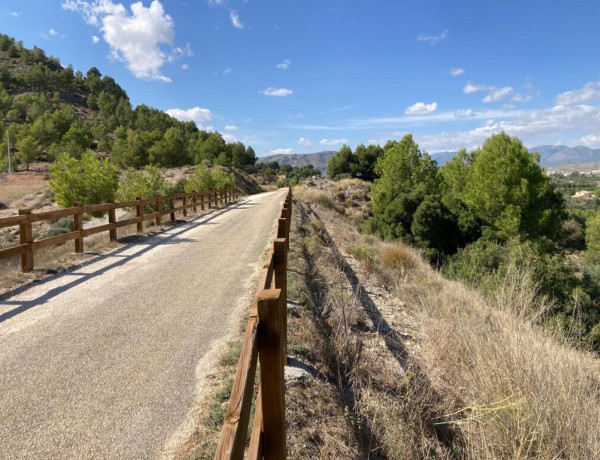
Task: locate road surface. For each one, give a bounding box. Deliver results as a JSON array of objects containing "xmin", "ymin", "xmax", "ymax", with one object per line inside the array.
[{"xmin": 0, "ymin": 189, "xmax": 287, "ymax": 459}]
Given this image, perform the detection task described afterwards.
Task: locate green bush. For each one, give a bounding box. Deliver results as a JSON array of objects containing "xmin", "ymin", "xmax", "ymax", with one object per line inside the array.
[
  {"xmin": 49, "ymin": 151, "xmax": 118, "ymax": 216},
  {"xmin": 184, "ymin": 163, "xmax": 235, "ymax": 193},
  {"xmin": 42, "ymin": 217, "xmax": 74, "ymax": 239},
  {"xmin": 349, "ymin": 244, "xmax": 375, "ymax": 271},
  {"xmin": 116, "ymin": 166, "xmax": 169, "ymax": 213}
]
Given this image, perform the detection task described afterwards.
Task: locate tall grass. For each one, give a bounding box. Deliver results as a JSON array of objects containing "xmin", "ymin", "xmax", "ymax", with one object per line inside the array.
[{"xmin": 398, "ymin": 260, "xmax": 600, "ymax": 459}]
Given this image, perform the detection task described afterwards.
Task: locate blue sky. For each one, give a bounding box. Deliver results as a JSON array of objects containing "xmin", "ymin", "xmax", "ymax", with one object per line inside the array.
[{"xmin": 1, "ymin": 0, "xmax": 600, "ymax": 157}]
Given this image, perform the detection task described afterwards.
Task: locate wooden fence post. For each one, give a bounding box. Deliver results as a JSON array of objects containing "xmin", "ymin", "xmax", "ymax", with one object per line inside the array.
[
  {"xmin": 273, "ymin": 238, "xmax": 288, "ymax": 367},
  {"xmin": 108, "ymin": 201, "xmax": 117, "ymax": 242},
  {"xmin": 281, "ymin": 207, "xmax": 289, "ymax": 250},
  {"xmin": 170, "ymin": 197, "xmax": 176, "ymax": 221},
  {"xmin": 200, "ymin": 191, "xmax": 205, "ymax": 211},
  {"xmin": 192, "ymin": 193, "xmax": 197, "ymax": 213},
  {"xmin": 155, "ymin": 196, "xmax": 161, "ymax": 226},
  {"xmin": 257, "ymin": 289, "xmax": 286, "ymax": 460},
  {"xmin": 136, "ymin": 197, "xmax": 143, "ymax": 232},
  {"xmin": 73, "ymin": 202, "xmax": 84, "ymax": 253},
  {"xmin": 183, "ymin": 195, "xmax": 188, "ymax": 217},
  {"xmin": 18, "ymin": 209, "xmax": 33, "ymax": 273}
]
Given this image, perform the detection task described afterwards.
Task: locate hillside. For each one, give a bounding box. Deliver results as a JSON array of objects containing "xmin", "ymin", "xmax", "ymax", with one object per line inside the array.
[
  {"xmin": 258, "ymin": 150, "xmax": 335, "ymax": 174},
  {"xmin": 0, "ymin": 33, "xmax": 257, "ymax": 172}
]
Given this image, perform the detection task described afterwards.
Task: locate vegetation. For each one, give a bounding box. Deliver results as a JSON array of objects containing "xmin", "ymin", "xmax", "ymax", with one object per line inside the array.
[
  {"xmin": 184, "ymin": 163, "xmax": 235, "ymax": 193},
  {"xmin": 0, "ymin": 33, "xmax": 257, "ymax": 172},
  {"xmin": 323, "ymin": 132, "xmax": 600, "ymax": 351},
  {"xmin": 326, "ymin": 143, "xmax": 383, "ymax": 180},
  {"xmin": 49, "ymin": 152, "xmax": 119, "ymax": 211}
]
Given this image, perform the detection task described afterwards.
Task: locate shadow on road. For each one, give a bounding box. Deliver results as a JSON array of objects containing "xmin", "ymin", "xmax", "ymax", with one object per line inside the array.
[{"xmin": 0, "ymin": 199, "xmax": 252, "ymax": 323}]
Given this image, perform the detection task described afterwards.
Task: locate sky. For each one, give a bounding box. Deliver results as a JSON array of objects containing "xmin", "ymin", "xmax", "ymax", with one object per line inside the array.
[{"xmin": 1, "ymin": 0, "xmax": 600, "ymax": 157}]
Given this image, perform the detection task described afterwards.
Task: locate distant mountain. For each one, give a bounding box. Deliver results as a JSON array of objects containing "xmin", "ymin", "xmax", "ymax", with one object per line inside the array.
[
  {"xmin": 258, "ymin": 145, "xmax": 600, "ymax": 175},
  {"xmin": 258, "ymin": 151, "xmax": 335, "ymax": 175},
  {"xmin": 528, "ymin": 145, "xmax": 600, "ymax": 167},
  {"xmin": 433, "ymin": 145, "xmax": 600, "ymax": 168}
]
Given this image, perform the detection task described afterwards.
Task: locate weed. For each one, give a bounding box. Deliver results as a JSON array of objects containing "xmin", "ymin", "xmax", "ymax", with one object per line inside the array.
[{"xmin": 349, "ymin": 244, "xmax": 375, "ymax": 272}]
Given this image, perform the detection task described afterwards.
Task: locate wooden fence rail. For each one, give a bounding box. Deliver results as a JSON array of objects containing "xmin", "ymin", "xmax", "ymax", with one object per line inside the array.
[
  {"xmin": 215, "ymin": 188, "xmax": 292, "ymax": 460},
  {"xmin": 0, "ymin": 186, "xmax": 240, "ymax": 273}
]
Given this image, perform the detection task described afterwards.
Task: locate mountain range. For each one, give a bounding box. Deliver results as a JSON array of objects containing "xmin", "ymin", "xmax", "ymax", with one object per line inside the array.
[{"xmin": 259, "ymin": 145, "xmax": 600, "ymax": 174}]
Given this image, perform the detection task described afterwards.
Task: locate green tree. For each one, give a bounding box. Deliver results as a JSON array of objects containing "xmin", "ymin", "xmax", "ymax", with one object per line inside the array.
[
  {"xmin": 461, "ymin": 132, "xmax": 565, "ymax": 241},
  {"xmin": 16, "ymin": 136, "xmax": 41, "ymax": 170},
  {"xmin": 326, "ymin": 145, "xmax": 355, "ymax": 179},
  {"xmin": 49, "ymin": 152, "xmax": 118, "ymax": 209},
  {"xmin": 184, "ymin": 163, "xmax": 216, "ymax": 192},
  {"xmin": 353, "ymin": 144, "xmax": 383, "ymax": 181},
  {"xmin": 369, "ymin": 134, "xmax": 438, "ymax": 240},
  {"xmin": 116, "ymin": 166, "xmax": 169, "ymax": 212}
]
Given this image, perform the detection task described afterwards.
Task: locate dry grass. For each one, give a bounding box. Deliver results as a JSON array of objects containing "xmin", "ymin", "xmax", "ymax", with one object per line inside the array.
[
  {"xmin": 293, "ymin": 185, "xmax": 335, "ymax": 210},
  {"xmin": 400, "ymin": 269, "xmax": 600, "ymax": 459},
  {"xmin": 293, "ymin": 188, "xmax": 600, "ymax": 459}
]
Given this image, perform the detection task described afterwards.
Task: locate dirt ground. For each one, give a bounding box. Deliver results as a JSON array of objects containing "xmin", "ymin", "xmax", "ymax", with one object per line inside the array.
[{"xmin": 0, "ymin": 171, "xmax": 49, "ymax": 209}]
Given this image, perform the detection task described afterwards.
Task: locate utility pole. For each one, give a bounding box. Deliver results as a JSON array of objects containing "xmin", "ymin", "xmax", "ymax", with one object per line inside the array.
[{"xmin": 6, "ymin": 129, "xmax": 12, "ymax": 174}]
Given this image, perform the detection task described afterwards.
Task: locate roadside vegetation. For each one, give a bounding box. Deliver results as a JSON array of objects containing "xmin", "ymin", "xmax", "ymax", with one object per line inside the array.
[
  {"xmin": 290, "ymin": 177, "xmax": 600, "ymax": 458},
  {"xmin": 326, "ymin": 132, "xmax": 600, "ymax": 352}
]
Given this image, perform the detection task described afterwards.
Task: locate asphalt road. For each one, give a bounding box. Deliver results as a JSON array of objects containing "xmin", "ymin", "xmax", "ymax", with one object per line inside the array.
[{"xmin": 0, "ymin": 189, "xmax": 287, "ymax": 459}]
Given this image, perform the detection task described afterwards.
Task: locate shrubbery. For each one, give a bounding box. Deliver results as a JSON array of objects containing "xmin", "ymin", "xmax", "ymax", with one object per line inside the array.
[
  {"xmin": 184, "ymin": 163, "xmax": 235, "ymax": 193},
  {"xmin": 49, "ymin": 151, "xmax": 118, "ymax": 214}
]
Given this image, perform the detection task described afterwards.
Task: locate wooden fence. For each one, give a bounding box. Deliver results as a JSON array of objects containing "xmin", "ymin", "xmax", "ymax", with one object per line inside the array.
[
  {"xmin": 215, "ymin": 188, "xmax": 292, "ymax": 460},
  {"xmin": 0, "ymin": 187, "xmax": 239, "ymax": 273}
]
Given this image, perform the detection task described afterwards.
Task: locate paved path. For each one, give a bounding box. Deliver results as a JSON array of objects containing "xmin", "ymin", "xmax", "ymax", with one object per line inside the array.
[{"xmin": 0, "ymin": 189, "xmax": 287, "ymax": 459}]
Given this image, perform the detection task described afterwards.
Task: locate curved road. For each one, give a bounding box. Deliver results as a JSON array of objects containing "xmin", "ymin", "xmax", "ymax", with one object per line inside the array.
[{"xmin": 0, "ymin": 189, "xmax": 287, "ymax": 459}]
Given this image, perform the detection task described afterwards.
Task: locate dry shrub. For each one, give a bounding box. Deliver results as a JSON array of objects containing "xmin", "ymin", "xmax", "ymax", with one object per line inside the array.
[
  {"xmin": 402, "ymin": 271, "xmax": 600, "ymax": 459},
  {"xmin": 379, "ymin": 243, "xmax": 419, "ymax": 277},
  {"xmin": 294, "ymin": 186, "xmax": 334, "ymax": 209}
]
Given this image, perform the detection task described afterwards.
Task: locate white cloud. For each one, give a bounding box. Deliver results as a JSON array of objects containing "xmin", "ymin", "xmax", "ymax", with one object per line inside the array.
[
  {"xmin": 63, "ymin": 0, "xmax": 186, "ymax": 82},
  {"xmin": 482, "ymin": 86, "xmax": 513, "ymax": 103},
  {"xmin": 91, "ymin": 35, "xmax": 100, "ymax": 43},
  {"xmin": 222, "ymin": 133, "xmax": 238, "ymax": 142},
  {"xmin": 261, "ymin": 87, "xmax": 293, "ymax": 97},
  {"xmin": 181, "ymin": 63, "xmax": 189, "ymax": 70},
  {"xmin": 512, "ymin": 93, "xmax": 532, "ymax": 103},
  {"xmin": 269, "ymin": 148, "xmax": 293, "ymax": 155},
  {"xmin": 165, "ymin": 106, "xmax": 213, "ymax": 123},
  {"xmin": 230, "ymin": 10, "xmax": 243, "ymax": 29},
  {"xmin": 320, "ymin": 138, "xmax": 348, "ymax": 146},
  {"xmin": 416, "ymin": 103, "xmax": 600, "ymax": 151},
  {"xmin": 224, "ymin": 125, "xmax": 238, "ymax": 131},
  {"xmin": 455, "ymin": 109, "xmax": 477, "ymax": 118},
  {"xmin": 463, "ymin": 82, "xmax": 488, "ymax": 94},
  {"xmin": 450, "ymin": 67, "xmax": 465, "ymax": 77},
  {"xmin": 168, "ymin": 42, "xmax": 193, "ymax": 63},
  {"xmin": 207, "ymin": 0, "xmax": 227, "ymax": 5},
  {"xmin": 8, "ymin": 11, "xmax": 22, "ymax": 18},
  {"xmin": 580, "ymin": 133, "xmax": 600, "ymax": 147},
  {"xmin": 416, "ymin": 29, "xmax": 448, "ymax": 46},
  {"xmin": 49, "ymin": 28, "xmax": 57, "ymax": 36},
  {"xmin": 276, "ymin": 59, "xmax": 291, "ymax": 70},
  {"xmin": 405, "ymin": 102, "xmax": 438, "ymax": 116},
  {"xmin": 555, "ymin": 81, "xmax": 600, "ymax": 106},
  {"xmin": 297, "ymin": 137, "xmax": 311, "ymax": 146},
  {"xmin": 464, "ymin": 82, "xmax": 513, "ymax": 103}
]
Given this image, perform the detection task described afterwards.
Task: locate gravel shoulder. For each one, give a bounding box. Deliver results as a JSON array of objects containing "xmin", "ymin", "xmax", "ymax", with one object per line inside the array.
[{"xmin": 0, "ymin": 189, "xmax": 287, "ymax": 459}]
